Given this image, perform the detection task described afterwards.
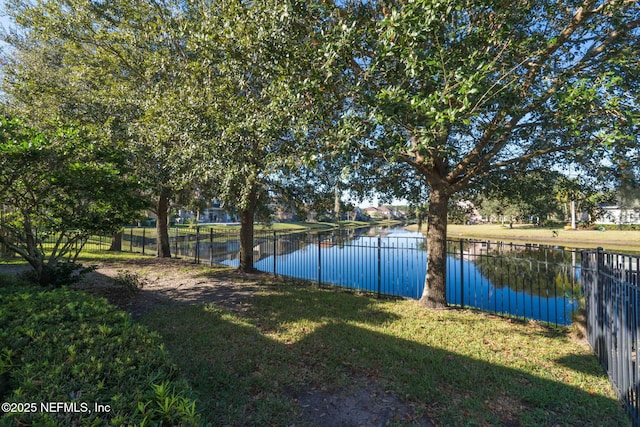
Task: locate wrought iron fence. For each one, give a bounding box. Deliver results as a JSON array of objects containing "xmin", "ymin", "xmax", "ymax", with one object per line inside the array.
[
  {"xmin": 583, "ymin": 249, "xmax": 640, "ymax": 426},
  {"xmin": 0, "ymin": 226, "xmax": 594, "ymax": 324},
  {"xmin": 97, "ymin": 227, "xmax": 582, "ymax": 327}
]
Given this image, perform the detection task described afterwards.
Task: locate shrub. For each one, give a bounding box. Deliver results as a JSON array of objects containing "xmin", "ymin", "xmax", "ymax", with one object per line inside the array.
[
  {"xmin": 19, "ymin": 261, "xmax": 96, "ymax": 288},
  {"xmin": 112, "ymin": 271, "xmax": 147, "ymax": 295},
  {"xmin": 0, "ymin": 285, "xmax": 203, "ymax": 426},
  {"xmin": 592, "ymin": 223, "xmax": 639, "ymax": 231},
  {"xmin": 0, "ymin": 273, "xmax": 27, "ymax": 288}
]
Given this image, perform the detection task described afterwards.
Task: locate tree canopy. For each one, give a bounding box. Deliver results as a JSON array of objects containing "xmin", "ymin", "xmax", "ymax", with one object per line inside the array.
[
  {"xmin": 2, "ymin": 0, "xmax": 337, "ymax": 270},
  {"xmin": 322, "ymin": 0, "xmax": 640, "ymax": 307},
  {"xmin": 2, "ymin": 0, "xmax": 217, "ymax": 257},
  {"xmin": 0, "ymin": 116, "xmax": 143, "ymax": 285}
]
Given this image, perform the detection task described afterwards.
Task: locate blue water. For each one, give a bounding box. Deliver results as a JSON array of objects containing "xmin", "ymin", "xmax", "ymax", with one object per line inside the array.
[{"xmin": 221, "ymin": 228, "xmax": 579, "ymax": 325}]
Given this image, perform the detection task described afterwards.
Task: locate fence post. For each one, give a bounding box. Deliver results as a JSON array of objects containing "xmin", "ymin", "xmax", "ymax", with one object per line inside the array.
[
  {"xmin": 195, "ymin": 226, "xmax": 200, "ymax": 264},
  {"xmin": 273, "ymin": 231, "xmax": 277, "ymax": 278},
  {"xmin": 596, "ymin": 247, "xmax": 603, "ymax": 275},
  {"xmin": 595, "ymin": 247, "xmax": 604, "ymax": 359},
  {"xmin": 174, "ymin": 227, "xmax": 179, "ymax": 257},
  {"xmin": 460, "ymin": 239, "xmax": 465, "ymax": 309},
  {"xmin": 377, "ymin": 235, "xmax": 382, "ymax": 298},
  {"xmin": 142, "ymin": 227, "xmax": 146, "ymax": 255},
  {"xmin": 129, "ymin": 228, "xmax": 133, "ymax": 253},
  {"xmin": 209, "ymin": 228, "xmax": 214, "ymax": 266},
  {"xmin": 317, "ymin": 233, "xmax": 322, "ymax": 286}
]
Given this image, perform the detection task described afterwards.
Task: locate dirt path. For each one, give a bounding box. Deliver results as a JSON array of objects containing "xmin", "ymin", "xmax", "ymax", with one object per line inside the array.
[{"xmin": 72, "ymin": 257, "xmax": 265, "ymax": 319}]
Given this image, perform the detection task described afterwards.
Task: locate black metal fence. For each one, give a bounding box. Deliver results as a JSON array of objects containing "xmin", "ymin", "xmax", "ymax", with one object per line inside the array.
[
  {"xmin": 80, "ymin": 227, "xmax": 582, "ymax": 326},
  {"xmin": 582, "ymin": 249, "xmax": 640, "ymax": 426}
]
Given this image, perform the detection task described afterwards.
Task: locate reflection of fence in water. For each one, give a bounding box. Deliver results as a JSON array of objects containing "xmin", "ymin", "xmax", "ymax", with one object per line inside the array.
[{"xmin": 452, "ymin": 240, "xmax": 582, "ymax": 297}]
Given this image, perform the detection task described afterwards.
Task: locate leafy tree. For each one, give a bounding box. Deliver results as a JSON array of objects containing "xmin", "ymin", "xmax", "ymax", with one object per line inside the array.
[
  {"xmin": 482, "ymin": 169, "xmax": 566, "ymax": 224},
  {"xmin": 615, "ymin": 160, "xmax": 640, "ymax": 225},
  {"xmin": 3, "ymin": 0, "xmax": 343, "ymax": 270},
  {"xmin": 323, "ymin": 0, "xmax": 640, "ymax": 308},
  {"xmin": 188, "ymin": 0, "xmax": 337, "ymax": 271},
  {"xmin": 552, "ymin": 175, "xmax": 609, "ymax": 227},
  {"xmin": 0, "ymin": 117, "xmax": 143, "ymax": 285},
  {"xmin": 2, "ymin": 0, "xmax": 214, "ymax": 258}
]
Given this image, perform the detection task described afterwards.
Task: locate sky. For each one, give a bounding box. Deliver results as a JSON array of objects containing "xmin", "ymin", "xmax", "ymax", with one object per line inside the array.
[{"xmin": 0, "ymin": 12, "xmax": 11, "ymax": 48}]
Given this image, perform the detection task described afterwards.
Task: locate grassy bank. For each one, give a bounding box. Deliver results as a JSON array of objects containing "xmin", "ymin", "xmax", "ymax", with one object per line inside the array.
[
  {"xmin": 406, "ymin": 223, "xmax": 640, "ymax": 253},
  {"xmin": 141, "ymin": 280, "xmax": 629, "ymax": 426}
]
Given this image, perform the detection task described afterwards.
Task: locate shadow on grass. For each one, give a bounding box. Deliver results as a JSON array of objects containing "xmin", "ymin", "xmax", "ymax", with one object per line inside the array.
[{"xmin": 141, "ymin": 285, "xmax": 630, "ymax": 427}]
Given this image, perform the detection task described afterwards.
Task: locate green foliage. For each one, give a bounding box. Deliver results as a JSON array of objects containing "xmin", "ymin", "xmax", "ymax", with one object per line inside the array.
[
  {"xmin": 112, "ymin": 271, "xmax": 147, "ymax": 295},
  {"xmin": 0, "ymin": 284, "xmax": 202, "ymax": 426},
  {"xmin": 0, "ymin": 117, "xmax": 143, "ymax": 285},
  {"xmin": 593, "ymin": 223, "xmax": 640, "ymax": 231},
  {"xmin": 0, "ymin": 272, "xmax": 27, "ymax": 288},
  {"xmin": 134, "ymin": 381, "xmax": 200, "ymax": 426},
  {"xmin": 19, "ymin": 261, "xmax": 96, "ymax": 288},
  {"xmin": 2, "ymin": 0, "xmax": 338, "ymax": 264}
]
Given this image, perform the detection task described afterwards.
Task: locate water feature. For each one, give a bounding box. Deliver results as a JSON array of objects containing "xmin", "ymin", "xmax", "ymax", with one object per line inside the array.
[{"xmin": 216, "ymin": 227, "xmax": 581, "ymax": 325}]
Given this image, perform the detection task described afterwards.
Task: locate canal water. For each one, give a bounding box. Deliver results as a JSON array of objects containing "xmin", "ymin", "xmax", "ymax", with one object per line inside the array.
[{"xmin": 218, "ymin": 227, "xmax": 580, "ymax": 325}]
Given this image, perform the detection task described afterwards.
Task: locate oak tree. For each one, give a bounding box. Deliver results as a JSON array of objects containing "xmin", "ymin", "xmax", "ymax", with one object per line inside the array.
[{"xmin": 324, "ymin": 0, "xmax": 640, "ymax": 307}]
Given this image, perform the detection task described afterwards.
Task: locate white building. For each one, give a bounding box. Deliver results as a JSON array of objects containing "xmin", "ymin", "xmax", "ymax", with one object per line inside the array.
[
  {"xmin": 596, "ymin": 204, "xmax": 640, "ymax": 226},
  {"xmin": 176, "ymin": 201, "xmax": 236, "ymax": 224}
]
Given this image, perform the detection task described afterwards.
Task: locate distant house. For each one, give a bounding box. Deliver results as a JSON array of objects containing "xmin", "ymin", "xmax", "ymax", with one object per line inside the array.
[
  {"xmin": 176, "ymin": 201, "xmax": 236, "ymax": 224},
  {"xmin": 456, "ymin": 200, "xmax": 483, "ymax": 224},
  {"xmin": 270, "ymin": 200, "xmax": 298, "ymax": 222},
  {"xmin": 362, "ymin": 207, "xmax": 381, "ymax": 218},
  {"xmin": 377, "ymin": 206, "xmax": 393, "ymax": 218},
  {"xmin": 596, "ymin": 204, "xmax": 640, "ymax": 225},
  {"xmin": 362, "ymin": 206, "xmax": 407, "ymax": 220}
]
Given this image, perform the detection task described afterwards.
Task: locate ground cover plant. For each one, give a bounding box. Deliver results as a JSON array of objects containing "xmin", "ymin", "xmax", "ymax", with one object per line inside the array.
[
  {"xmin": 0, "ymin": 280, "xmax": 201, "ymax": 426},
  {"xmin": 141, "ymin": 279, "xmax": 630, "ymax": 426}
]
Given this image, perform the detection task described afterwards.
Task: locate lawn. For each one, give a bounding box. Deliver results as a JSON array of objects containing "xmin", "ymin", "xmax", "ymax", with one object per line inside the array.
[
  {"xmin": 440, "ymin": 223, "xmax": 640, "ymax": 253},
  {"xmin": 141, "ymin": 279, "xmax": 629, "ymax": 426}
]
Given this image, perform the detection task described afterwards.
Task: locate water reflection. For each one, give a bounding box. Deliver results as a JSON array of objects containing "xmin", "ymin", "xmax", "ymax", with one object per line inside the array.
[{"xmin": 218, "ymin": 227, "xmax": 580, "ymax": 325}]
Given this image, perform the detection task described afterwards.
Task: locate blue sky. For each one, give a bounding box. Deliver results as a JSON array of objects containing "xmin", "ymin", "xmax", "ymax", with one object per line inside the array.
[{"xmin": 0, "ymin": 12, "xmax": 11, "ymax": 48}]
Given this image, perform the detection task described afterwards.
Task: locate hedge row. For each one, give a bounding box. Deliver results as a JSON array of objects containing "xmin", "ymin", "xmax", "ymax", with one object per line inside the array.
[{"xmin": 0, "ymin": 278, "xmax": 203, "ymax": 426}]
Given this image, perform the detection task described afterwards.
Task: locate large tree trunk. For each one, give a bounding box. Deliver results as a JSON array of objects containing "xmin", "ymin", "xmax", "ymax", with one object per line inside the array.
[
  {"xmin": 238, "ymin": 182, "xmax": 260, "ymax": 273},
  {"xmin": 156, "ymin": 192, "xmax": 171, "ymax": 258},
  {"xmin": 419, "ymin": 183, "xmax": 450, "ymax": 309},
  {"xmin": 108, "ymin": 231, "xmax": 122, "ymax": 251},
  {"xmin": 238, "ymin": 207, "xmax": 257, "ymax": 273}
]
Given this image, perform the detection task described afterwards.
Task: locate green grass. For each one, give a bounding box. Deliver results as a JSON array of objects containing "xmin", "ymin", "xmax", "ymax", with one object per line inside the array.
[
  {"xmin": 437, "ymin": 223, "xmax": 640, "ymax": 253},
  {"xmin": 141, "ymin": 280, "xmax": 629, "ymax": 426}
]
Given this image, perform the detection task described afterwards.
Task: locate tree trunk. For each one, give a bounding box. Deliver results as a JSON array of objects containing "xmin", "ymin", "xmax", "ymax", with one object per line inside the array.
[
  {"xmin": 108, "ymin": 231, "xmax": 122, "ymax": 251},
  {"xmin": 419, "ymin": 184, "xmax": 450, "ymax": 309},
  {"xmin": 238, "ymin": 207, "xmax": 257, "ymax": 272},
  {"xmin": 156, "ymin": 192, "xmax": 171, "ymax": 258}
]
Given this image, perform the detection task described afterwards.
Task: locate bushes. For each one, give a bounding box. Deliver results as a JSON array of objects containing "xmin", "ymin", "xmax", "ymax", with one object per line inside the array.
[
  {"xmin": 591, "ymin": 223, "xmax": 639, "ymax": 231},
  {"xmin": 0, "ymin": 284, "xmax": 203, "ymax": 426},
  {"xmin": 19, "ymin": 261, "xmax": 96, "ymax": 288},
  {"xmin": 112, "ymin": 271, "xmax": 147, "ymax": 295}
]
